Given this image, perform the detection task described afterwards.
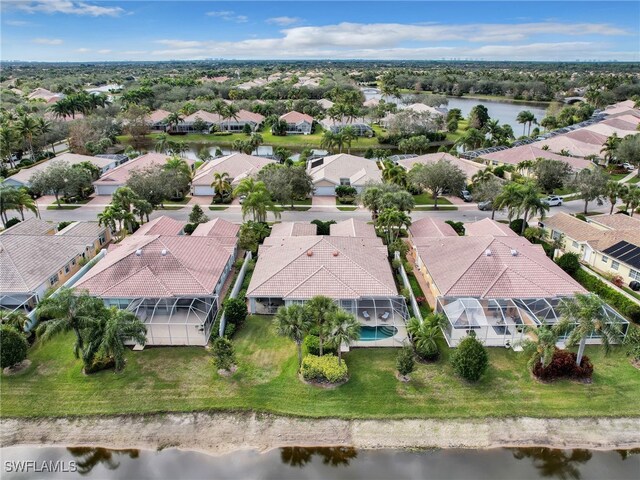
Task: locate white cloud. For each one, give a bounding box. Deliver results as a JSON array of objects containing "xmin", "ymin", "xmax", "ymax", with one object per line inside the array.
[
  {"xmin": 5, "ymin": 20, "xmax": 34, "ymax": 26},
  {"xmin": 75, "ymin": 47, "xmax": 90, "ymax": 52},
  {"xmin": 97, "ymin": 49, "xmax": 112, "ymax": 54},
  {"xmin": 32, "ymin": 37, "xmax": 63, "ymax": 45},
  {"xmin": 206, "ymin": 10, "xmax": 247, "ymax": 23},
  {"xmin": 18, "ymin": 1, "xmax": 125, "ymax": 17},
  {"xmin": 266, "ymin": 16, "xmax": 301, "ymax": 26}
]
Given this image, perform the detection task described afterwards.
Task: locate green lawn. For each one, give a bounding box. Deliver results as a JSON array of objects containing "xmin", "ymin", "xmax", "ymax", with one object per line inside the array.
[
  {"xmin": 626, "ymin": 175, "xmax": 640, "ymax": 184},
  {"xmin": 414, "ymin": 206, "xmax": 458, "ymax": 211},
  {"xmin": 46, "ymin": 205, "xmax": 81, "ymax": 210},
  {"xmin": 2, "ymin": 316, "xmax": 638, "ymax": 419},
  {"xmin": 337, "ymin": 206, "xmax": 358, "ymax": 211},
  {"xmin": 208, "ymin": 206, "xmax": 229, "ymax": 211},
  {"xmin": 609, "ymin": 173, "xmax": 628, "ymax": 181},
  {"xmin": 413, "ymin": 194, "xmax": 453, "ymax": 205}
]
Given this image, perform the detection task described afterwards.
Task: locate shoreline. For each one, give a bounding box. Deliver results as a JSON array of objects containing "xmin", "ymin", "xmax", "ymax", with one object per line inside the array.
[{"xmin": 2, "ymin": 413, "xmax": 639, "ymax": 454}]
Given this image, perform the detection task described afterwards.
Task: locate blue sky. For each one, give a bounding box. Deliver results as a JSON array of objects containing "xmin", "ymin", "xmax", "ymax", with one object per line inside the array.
[{"xmin": 1, "ymin": 1, "xmax": 638, "ymax": 61}]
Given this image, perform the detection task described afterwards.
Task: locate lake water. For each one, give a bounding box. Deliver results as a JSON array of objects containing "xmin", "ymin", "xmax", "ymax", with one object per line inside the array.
[{"xmin": 2, "ymin": 446, "xmax": 638, "ymax": 480}]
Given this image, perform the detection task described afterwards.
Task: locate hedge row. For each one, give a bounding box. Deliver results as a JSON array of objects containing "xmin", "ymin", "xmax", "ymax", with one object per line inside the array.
[{"xmin": 573, "ymin": 269, "xmax": 640, "ymax": 324}]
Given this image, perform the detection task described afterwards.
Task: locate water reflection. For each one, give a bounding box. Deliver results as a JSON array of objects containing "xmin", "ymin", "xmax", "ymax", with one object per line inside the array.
[
  {"xmin": 280, "ymin": 446, "xmax": 358, "ymax": 467},
  {"xmin": 66, "ymin": 447, "xmax": 139, "ymax": 474},
  {"xmin": 510, "ymin": 448, "xmax": 592, "ymax": 480}
]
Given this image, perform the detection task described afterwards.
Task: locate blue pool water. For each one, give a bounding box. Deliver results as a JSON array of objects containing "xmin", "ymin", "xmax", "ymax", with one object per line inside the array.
[{"xmin": 359, "ymin": 325, "xmax": 398, "ymax": 341}]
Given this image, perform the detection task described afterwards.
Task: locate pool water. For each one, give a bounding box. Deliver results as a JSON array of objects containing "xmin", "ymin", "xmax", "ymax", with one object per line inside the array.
[{"xmin": 359, "ymin": 325, "xmax": 398, "ymax": 341}]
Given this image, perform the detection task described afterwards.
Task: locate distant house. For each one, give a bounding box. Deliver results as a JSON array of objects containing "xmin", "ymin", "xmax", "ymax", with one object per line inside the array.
[
  {"xmin": 178, "ymin": 109, "xmax": 265, "ymax": 133},
  {"xmin": 145, "ymin": 109, "xmax": 171, "ymax": 131},
  {"xmin": 397, "ymin": 153, "xmax": 484, "ymax": 184},
  {"xmin": 93, "ymin": 153, "xmax": 195, "ymax": 195},
  {"xmin": 363, "ymin": 98, "xmax": 380, "ymax": 108},
  {"xmin": 307, "ymin": 154, "xmax": 382, "ymax": 196},
  {"xmin": 542, "ymin": 213, "xmax": 640, "ymax": 287},
  {"xmin": 279, "ymin": 111, "xmax": 314, "ymax": 135},
  {"xmin": 2, "ymin": 153, "xmax": 124, "ymax": 189},
  {"xmin": 190, "ymin": 153, "xmax": 275, "ymax": 196},
  {"xmin": 409, "ymin": 218, "xmax": 627, "ymax": 347},
  {"xmin": 316, "ymin": 98, "xmax": 334, "ymax": 109},
  {"xmin": 0, "ymin": 218, "xmax": 110, "ymax": 312},
  {"xmin": 74, "ymin": 216, "xmax": 238, "ymax": 346},
  {"xmin": 479, "ymin": 144, "xmax": 594, "ymax": 172},
  {"xmin": 319, "ymin": 118, "xmax": 373, "ymax": 137},
  {"xmin": 380, "ymin": 103, "xmax": 445, "ymax": 128},
  {"xmin": 529, "ymin": 136, "xmax": 603, "ymax": 159},
  {"xmin": 27, "ymin": 88, "xmax": 63, "ymax": 103}
]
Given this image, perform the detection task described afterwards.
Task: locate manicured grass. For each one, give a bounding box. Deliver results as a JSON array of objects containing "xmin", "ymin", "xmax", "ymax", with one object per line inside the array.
[
  {"xmin": 158, "ymin": 205, "xmax": 184, "ymax": 211},
  {"xmin": 414, "ymin": 206, "xmax": 458, "ymax": 211},
  {"xmin": 406, "ymin": 271, "xmax": 432, "ymax": 318},
  {"xmin": 165, "ymin": 196, "xmax": 191, "ymax": 205},
  {"xmin": 622, "ymin": 286, "xmax": 640, "ymax": 302},
  {"xmin": 46, "ymin": 205, "xmax": 81, "ymax": 210},
  {"xmin": 3, "ymin": 316, "xmax": 638, "ymax": 419},
  {"xmin": 609, "ymin": 173, "xmax": 628, "ymax": 181},
  {"xmin": 208, "ymin": 206, "xmax": 229, "ymax": 211},
  {"xmin": 455, "ymin": 94, "xmax": 552, "ymax": 105},
  {"xmin": 413, "ymin": 194, "xmax": 453, "ymax": 205},
  {"xmin": 626, "ymin": 175, "xmax": 640, "ymax": 184},
  {"xmin": 337, "ymin": 206, "xmax": 358, "ymax": 211}
]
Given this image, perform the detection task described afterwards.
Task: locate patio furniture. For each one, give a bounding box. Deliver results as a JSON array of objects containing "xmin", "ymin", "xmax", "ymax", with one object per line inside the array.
[
  {"xmin": 362, "ymin": 311, "xmax": 371, "ymax": 320},
  {"xmin": 379, "ymin": 311, "xmax": 390, "ymax": 321}
]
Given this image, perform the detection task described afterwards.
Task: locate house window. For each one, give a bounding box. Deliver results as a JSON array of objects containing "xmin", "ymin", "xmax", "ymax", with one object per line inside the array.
[
  {"xmin": 71, "ymin": 258, "xmax": 76, "ymax": 266},
  {"xmin": 551, "ymin": 230, "xmax": 561, "ymax": 240},
  {"xmin": 601, "ymin": 256, "xmax": 608, "ymax": 263},
  {"xmin": 49, "ymin": 274, "xmax": 59, "ymax": 286},
  {"xmin": 99, "ymin": 234, "xmax": 106, "ymax": 245},
  {"xmin": 64, "ymin": 264, "xmax": 70, "ymax": 274},
  {"xmin": 572, "ymin": 241, "xmax": 579, "ymax": 249},
  {"xmin": 339, "ymin": 178, "xmax": 351, "ymax": 186},
  {"xmin": 611, "ymin": 261, "xmax": 620, "ymax": 271},
  {"xmin": 630, "ymin": 269, "xmax": 640, "ymax": 281}
]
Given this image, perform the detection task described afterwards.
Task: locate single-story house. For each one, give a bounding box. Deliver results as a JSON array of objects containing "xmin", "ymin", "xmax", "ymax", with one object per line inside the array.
[
  {"xmin": 0, "ymin": 218, "xmax": 110, "ymax": 312},
  {"xmin": 279, "ymin": 111, "xmax": 314, "ymax": 135},
  {"xmin": 145, "ymin": 109, "xmax": 171, "ymax": 131},
  {"xmin": 3, "ymin": 153, "xmax": 123, "ymax": 189},
  {"xmin": 319, "ymin": 118, "xmax": 373, "ymax": 136},
  {"xmin": 74, "ymin": 216, "xmax": 238, "ymax": 346},
  {"xmin": 464, "ymin": 217, "xmax": 518, "ymax": 237},
  {"xmin": 409, "ymin": 218, "xmax": 628, "ymax": 347},
  {"xmin": 479, "ymin": 144, "xmax": 593, "ymax": 172},
  {"xmin": 316, "ymin": 98, "xmax": 334, "ymax": 109},
  {"xmin": 246, "ymin": 228, "xmax": 409, "ymax": 345},
  {"xmin": 529, "ymin": 136, "xmax": 603, "ymax": 159},
  {"xmin": 270, "ymin": 222, "xmax": 318, "ymax": 237},
  {"xmin": 398, "ymin": 153, "xmax": 484, "ymax": 183},
  {"xmin": 564, "ymin": 129, "xmax": 609, "ymax": 146},
  {"xmin": 308, "ymin": 154, "xmax": 382, "ymax": 196},
  {"xmin": 408, "ymin": 217, "xmax": 458, "ymax": 241},
  {"xmin": 93, "ymin": 153, "xmax": 194, "ymax": 196},
  {"xmin": 329, "ymin": 218, "xmax": 377, "ymax": 238},
  {"xmin": 584, "ymin": 121, "xmax": 638, "ymax": 138},
  {"xmin": 542, "ymin": 212, "xmax": 640, "ymax": 286},
  {"xmin": 178, "ymin": 109, "xmax": 265, "ymax": 133},
  {"xmin": 190, "ymin": 153, "xmax": 275, "ymax": 196},
  {"xmin": 132, "ymin": 216, "xmax": 185, "ymax": 236}
]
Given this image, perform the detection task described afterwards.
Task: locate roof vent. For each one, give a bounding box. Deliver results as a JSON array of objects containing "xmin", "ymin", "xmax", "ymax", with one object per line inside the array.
[
  {"xmin": 484, "ymin": 249, "xmax": 492, "ymax": 257},
  {"xmin": 306, "ymin": 250, "xmax": 313, "ymax": 257},
  {"xmin": 511, "ymin": 249, "xmax": 519, "ymax": 256},
  {"xmin": 333, "ymin": 251, "xmax": 339, "ymax": 256},
  {"xmin": 135, "ymin": 249, "xmax": 142, "ymax": 256},
  {"xmin": 161, "ymin": 249, "xmax": 168, "ymax": 256}
]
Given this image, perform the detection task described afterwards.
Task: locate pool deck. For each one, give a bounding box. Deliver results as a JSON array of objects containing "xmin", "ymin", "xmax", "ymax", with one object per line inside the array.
[{"xmin": 351, "ymin": 324, "xmax": 409, "ymax": 348}]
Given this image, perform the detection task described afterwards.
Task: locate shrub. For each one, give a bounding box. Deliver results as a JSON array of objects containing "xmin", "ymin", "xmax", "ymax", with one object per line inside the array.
[
  {"xmin": 556, "ymin": 252, "xmax": 581, "ymax": 275},
  {"xmin": 626, "ymin": 305, "xmax": 640, "ymax": 325},
  {"xmin": 610, "ymin": 275, "xmax": 625, "ymax": 288},
  {"xmin": 301, "ymin": 354, "xmax": 348, "ymax": 384},
  {"xmin": 57, "ymin": 221, "xmax": 72, "ymax": 230},
  {"xmin": 335, "ymin": 185, "xmax": 357, "ymax": 198},
  {"xmin": 84, "ymin": 356, "xmax": 116, "ymax": 374},
  {"xmin": 575, "ymin": 214, "xmax": 587, "ymax": 222},
  {"xmin": 5, "ymin": 218, "xmax": 20, "ymax": 229},
  {"xmin": 303, "ymin": 335, "xmax": 337, "ymax": 356},
  {"xmin": 572, "ymin": 269, "xmax": 639, "ymax": 324},
  {"xmin": 311, "ymin": 219, "xmax": 336, "ymax": 236},
  {"xmin": 451, "ymin": 332, "xmax": 489, "ymax": 382},
  {"xmin": 624, "ymin": 326, "xmax": 640, "ymax": 363},
  {"xmin": 212, "ymin": 337, "xmax": 236, "ymax": 371},
  {"xmin": 400, "ymin": 287, "xmax": 411, "ymax": 301},
  {"xmin": 415, "ymin": 341, "xmax": 440, "ymax": 361},
  {"xmin": 223, "ymin": 322, "xmax": 236, "ymax": 338},
  {"xmin": 391, "ymin": 258, "xmax": 402, "ymax": 269},
  {"xmin": 0, "ymin": 325, "xmax": 28, "ymax": 368},
  {"xmin": 532, "ymin": 349, "xmax": 593, "ymax": 381},
  {"xmin": 388, "ymin": 239, "xmax": 409, "ymax": 259},
  {"xmin": 445, "ymin": 220, "xmax": 465, "ymax": 236},
  {"xmin": 509, "ymin": 219, "xmax": 528, "ymax": 235},
  {"xmin": 396, "ymin": 346, "xmax": 415, "ymax": 377},
  {"xmin": 183, "ymin": 223, "xmax": 196, "ymax": 235},
  {"xmin": 224, "ymin": 297, "xmax": 248, "ymax": 328}
]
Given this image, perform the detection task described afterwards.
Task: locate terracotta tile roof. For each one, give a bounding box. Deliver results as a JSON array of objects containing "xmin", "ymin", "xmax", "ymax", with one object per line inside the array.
[
  {"xmin": 248, "ymin": 236, "xmax": 397, "ymax": 300},
  {"xmin": 93, "ymin": 153, "xmax": 193, "ymax": 186},
  {"xmin": 132, "ymin": 216, "xmax": 185, "ymax": 236},
  {"xmin": 465, "ymin": 219, "xmax": 518, "ymax": 237},
  {"xmin": 236, "ymin": 109, "xmax": 265, "ymax": 123},
  {"xmin": 481, "ymin": 144, "xmax": 592, "ymax": 170},
  {"xmin": 183, "ymin": 110, "xmax": 223, "ymax": 124},
  {"xmin": 601, "ymin": 116, "xmax": 639, "ymax": 130},
  {"xmin": 588, "ymin": 214, "xmax": 640, "ymax": 231},
  {"xmin": 565, "ymin": 129, "xmax": 608, "ymax": 146},
  {"xmin": 191, "ymin": 218, "xmax": 240, "ymax": 244},
  {"xmin": 146, "ymin": 109, "xmax": 171, "ymax": 124},
  {"xmin": 585, "ymin": 123, "xmax": 637, "ymax": 137},
  {"xmin": 543, "ymin": 213, "xmax": 640, "ymax": 250},
  {"xmin": 317, "ymin": 99, "xmax": 334, "ymax": 109},
  {"xmin": 398, "ymin": 153, "xmax": 484, "ymax": 179},
  {"xmin": 56, "ymin": 221, "xmax": 106, "ymax": 238},
  {"xmin": 270, "ymin": 222, "xmax": 317, "ymax": 237},
  {"xmin": 409, "ymin": 217, "xmax": 458, "ymax": 240},
  {"xmin": 415, "ymin": 235, "xmax": 586, "ymax": 299},
  {"xmin": 280, "ymin": 111, "xmax": 314, "ymax": 124},
  {"xmin": 0, "ymin": 218, "xmax": 56, "ymax": 236},
  {"xmin": 74, "ymin": 234, "xmax": 235, "ymax": 298},
  {"xmin": 544, "ymin": 212, "xmax": 604, "ymax": 242},
  {"xmin": 6, "ymin": 153, "xmax": 117, "ymax": 185},
  {"xmin": 191, "ymin": 153, "xmax": 275, "ymax": 186},
  {"xmin": 307, "ymin": 154, "xmax": 382, "ymax": 187},
  {"xmin": 529, "ymin": 136, "xmax": 602, "ymax": 159},
  {"xmin": 329, "ymin": 219, "xmax": 377, "ymax": 238}
]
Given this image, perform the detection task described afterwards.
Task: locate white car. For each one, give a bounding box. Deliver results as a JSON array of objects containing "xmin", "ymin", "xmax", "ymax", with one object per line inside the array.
[
  {"xmin": 543, "ymin": 195, "xmax": 563, "ymax": 207},
  {"xmin": 622, "ymin": 163, "xmax": 635, "ymax": 172}
]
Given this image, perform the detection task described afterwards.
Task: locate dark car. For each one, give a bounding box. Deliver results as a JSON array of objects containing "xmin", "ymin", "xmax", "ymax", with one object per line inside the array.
[
  {"xmin": 460, "ymin": 190, "xmax": 472, "ymax": 202},
  {"xmin": 630, "ymin": 281, "xmax": 640, "ymax": 292}
]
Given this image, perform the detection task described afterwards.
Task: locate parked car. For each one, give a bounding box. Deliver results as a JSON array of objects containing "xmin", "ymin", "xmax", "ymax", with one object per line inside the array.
[
  {"xmin": 459, "ymin": 190, "xmax": 472, "ymax": 202},
  {"xmin": 239, "ymin": 195, "xmax": 247, "ymax": 204},
  {"xmin": 622, "ymin": 163, "xmax": 636, "ymax": 172},
  {"xmin": 478, "ymin": 200, "xmax": 492, "ymax": 211},
  {"xmin": 630, "ymin": 280, "xmax": 640, "ymax": 292},
  {"xmin": 542, "ymin": 195, "xmax": 563, "ymax": 207}
]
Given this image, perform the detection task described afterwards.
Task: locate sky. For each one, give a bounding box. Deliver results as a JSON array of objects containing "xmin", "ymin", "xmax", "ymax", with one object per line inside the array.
[{"xmin": 1, "ymin": 1, "xmax": 639, "ymax": 62}]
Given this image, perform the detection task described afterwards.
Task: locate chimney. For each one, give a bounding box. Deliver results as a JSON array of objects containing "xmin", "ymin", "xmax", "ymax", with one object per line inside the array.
[
  {"xmin": 484, "ymin": 249, "xmax": 492, "ymax": 257},
  {"xmin": 135, "ymin": 249, "xmax": 142, "ymax": 256}
]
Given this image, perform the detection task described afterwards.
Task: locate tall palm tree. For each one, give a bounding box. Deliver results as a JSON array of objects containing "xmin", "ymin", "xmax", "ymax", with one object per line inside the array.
[
  {"xmin": 471, "ymin": 167, "xmax": 494, "ymax": 185},
  {"xmin": 165, "ymin": 112, "xmax": 184, "ymax": 133},
  {"xmin": 494, "ymin": 182, "xmax": 525, "ymax": 223},
  {"xmin": 625, "ymin": 185, "xmax": 640, "ymax": 217},
  {"xmin": 36, "ymin": 288, "xmax": 105, "ymax": 358},
  {"xmin": 13, "ymin": 187, "xmax": 39, "ymax": 220},
  {"xmin": 233, "ymin": 177, "xmax": 266, "ymax": 198},
  {"xmin": 341, "ymin": 126, "xmax": 357, "ymax": 154},
  {"xmin": 0, "ymin": 185, "xmax": 19, "ymax": 226},
  {"xmin": 375, "ymin": 207, "xmax": 411, "ymax": 244},
  {"xmin": 518, "ymin": 182, "xmax": 549, "ymax": 235},
  {"xmin": 211, "ymin": 99, "xmax": 228, "ymax": 129},
  {"xmin": 241, "ymin": 189, "xmax": 280, "ymax": 223},
  {"xmin": 327, "ymin": 310, "xmax": 360, "ymax": 366},
  {"xmin": 516, "ymin": 110, "xmax": 536, "ymax": 136},
  {"xmin": 154, "ymin": 133, "xmax": 170, "ymax": 153},
  {"xmin": 320, "ymin": 131, "xmax": 337, "ymax": 153},
  {"xmin": 382, "ymin": 162, "xmax": 407, "ymax": 187},
  {"xmin": 556, "ymin": 294, "xmax": 623, "ymax": 366},
  {"xmin": 600, "ymin": 134, "xmax": 621, "ymax": 166},
  {"xmin": 15, "ymin": 114, "xmax": 38, "ymax": 160},
  {"xmin": 224, "ymin": 104, "xmax": 240, "ymax": 132},
  {"xmin": 274, "ymin": 304, "xmax": 312, "ymax": 368},
  {"xmin": 82, "ymin": 307, "xmax": 147, "ymax": 372},
  {"xmin": 304, "ymin": 296, "xmax": 338, "ymax": 356},
  {"xmin": 456, "ymin": 128, "xmax": 485, "ymax": 151},
  {"xmin": 132, "ymin": 198, "xmax": 153, "ymax": 224},
  {"xmin": 111, "ymin": 186, "xmax": 138, "ymax": 213},
  {"xmin": 0, "ymin": 125, "xmax": 18, "ymax": 169},
  {"xmin": 605, "ymin": 181, "xmax": 623, "ymax": 215},
  {"xmin": 36, "ymin": 117, "xmax": 55, "ymax": 154},
  {"xmin": 211, "ymin": 171, "xmax": 232, "ymax": 199}
]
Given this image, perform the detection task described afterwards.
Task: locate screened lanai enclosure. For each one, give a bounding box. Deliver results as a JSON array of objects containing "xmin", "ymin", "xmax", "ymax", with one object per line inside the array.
[
  {"xmin": 436, "ymin": 296, "xmax": 629, "ymax": 347},
  {"xmin": 105, "ymin": 296, "xmax": 218, "ymax": 346}
]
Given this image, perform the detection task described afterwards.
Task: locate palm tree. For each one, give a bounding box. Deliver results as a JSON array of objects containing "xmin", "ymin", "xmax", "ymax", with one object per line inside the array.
[
  {"xmin": 518, "ymin": 182, "xmax": 549, "ymax": 235},
  {"xmin": 407, "ymin": 314, "xmax": 445, "ymax": 359},
  {"xmin": 36, "ymin": 288, "xmax": 105, "ymax": 358},
  {"xmin": 600, "ymin": 134, "xmax": 621, "ymax": 166},
  {"xmin": 165, "ymin": 112, "xmax": 184, "ymax": 133},
  {"xmin": 132, "ymin": 198, "xmax": 153, "ymax": 224},
  {"xmin": 111, "ymin": 186, "xmax": 138, "ymax": 213},
  {"xmin": 456, "ymin": 128, "xmax": 485, "ymax": 151},
  {"xmin": 0, "ymin": 309, "xmax": 29, "ymax": 331},
  {"xmin": 520, "ymin": 325, "xmax": 558, "ymax": 370},
  {"xmin": 341, "ymin": 126, "xmax": 357, "ymax": 154},
  {"xmin": 211, "ymin": 171, "xmax": 232, "ymax": 200},
  {"xmin": 304, "ymin": 296, "xmax": 338, "ymax": 356},
  {"xmin": 382, "ymin": 162, "xmax": 407, "ymax": 187},
  {"xmin": 494, "ymin": 182, "xmax": 525, "ymax": 223},
  {"xmin": 320, "ymin": 131, "xmax": 337, "ymax": 153},
  {"xmin": 36, "ymin": 117, "xmax": 55, "ymax": 154},
  {"xmin": 97, "ymin": 206, "xmax": 117, "ymax": 233},
  {"xmin": 375, "ymin": 207, "xmax": 411, "ymax": 244},
  {"xmin": 15, "ymin": 114, "xmax": 38, "ymax": 160},
  {"xmin": 625, "ymin": 185, "xmax": 640, "ymax": 217},
  {"xmin": 224, "ymin": 104, "xmax": 240, "ymax": 132},
  {"xmin": 82, "ymin": 307, "xmax": 147, "ymax": 372},
  {"xmin": 13, "ymin": 187, "xmax": 39, "ymax": 220},
  {"xmin": 233, "ymin": 177, "xmax": 266, "ymax": 198},
  {"xmin": 154, "ymin": 133, "xmax": 170, "ymax": 153},
  {"xmin": 556, "ymin": 294, "xmax": 623, "ymax": 366},
  {"xmin": 471, "ymin": 167, "xmax": 494, "ymax": 185},
  {"xmin": 242, "ymin": 190, "xmax": 280, "ymax": 223},
  {"xmin": 516, "ymin": 110, "xmax": 536, "ymax": 136},
  {"xmin": 605, "ymin": 181, "xmax": 623, "ymax": 214},
  {"xmin": 211, "ymin": 99, "xmax": 227, "ymax": 128},
  {"xmin": 274, "ymin": 304, "xmax": 312, "ymax": 368},
  {"xmin": 327, "ymin": 310, "xmax": 360, "ymax": 366}
]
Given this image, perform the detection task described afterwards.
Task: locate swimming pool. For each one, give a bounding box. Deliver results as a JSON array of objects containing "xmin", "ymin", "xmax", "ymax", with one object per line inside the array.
[{"xmin": 359, "ymin": 325, "xmax": 398, "ymax": 341}]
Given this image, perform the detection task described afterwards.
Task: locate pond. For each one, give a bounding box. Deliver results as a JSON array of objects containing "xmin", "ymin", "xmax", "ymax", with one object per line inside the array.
[{"xmin": 2, "ymin": 445, "xmax": 638, "ymax": 479}]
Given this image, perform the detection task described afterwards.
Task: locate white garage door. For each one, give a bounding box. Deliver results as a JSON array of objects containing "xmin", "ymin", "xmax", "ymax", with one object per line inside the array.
[
  {"xmin": 314, "ymin": 186, "xmax": 336, "ymax": 196},
  {"xmin": 193, "ymin": 185, "xmax": 215, "ymax": 196},
  {"xmin": 95, "ymin": 184, "xmax": 120, "ymax": 195}
]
